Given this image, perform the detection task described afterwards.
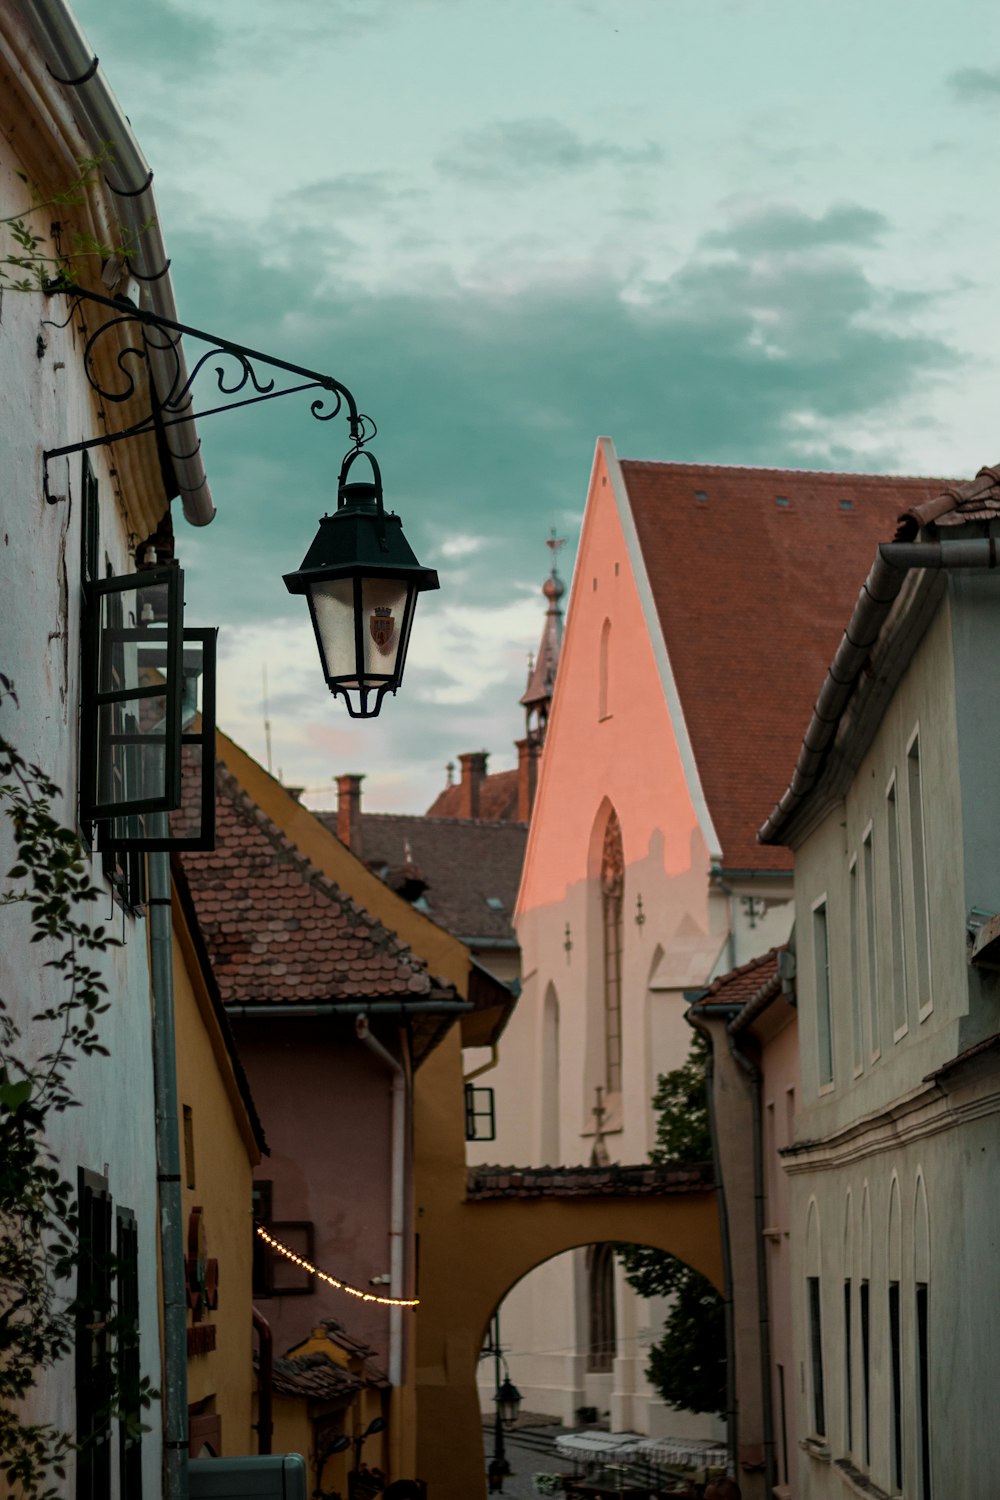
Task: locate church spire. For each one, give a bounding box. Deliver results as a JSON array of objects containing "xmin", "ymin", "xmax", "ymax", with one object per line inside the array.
[{"xmin": 520, "ymin": 530, "xmax": 566, "ymax": 743}]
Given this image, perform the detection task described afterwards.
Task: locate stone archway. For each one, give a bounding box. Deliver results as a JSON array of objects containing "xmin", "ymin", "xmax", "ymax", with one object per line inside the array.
[{"xmin": 414, "ymin": 1158, "xmax": 720, "ymax": 1500}]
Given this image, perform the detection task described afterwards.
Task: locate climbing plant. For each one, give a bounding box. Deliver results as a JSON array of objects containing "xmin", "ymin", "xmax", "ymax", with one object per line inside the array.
[
  {"xmin": 1, "ymin": 145, "xmax": 141, "ymax": 293},
  {"xmin": 0, "ymin": 674, "xmax": 156, "ymax": 1498},
  {"xmin": 617, "ymin": 1030, "xmax": 727, "ymax": 1417}
]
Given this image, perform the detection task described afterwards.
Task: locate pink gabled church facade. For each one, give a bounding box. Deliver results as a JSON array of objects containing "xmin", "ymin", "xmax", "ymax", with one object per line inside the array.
[{"xmin": 472, "ymin": 437, "xmax": 947, "ymax": 1451}]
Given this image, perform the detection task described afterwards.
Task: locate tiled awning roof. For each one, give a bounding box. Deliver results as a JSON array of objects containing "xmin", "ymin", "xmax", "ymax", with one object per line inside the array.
[{"xmin": 466, "ymin": 1162, "xmax": 712, "ymax": 1200}]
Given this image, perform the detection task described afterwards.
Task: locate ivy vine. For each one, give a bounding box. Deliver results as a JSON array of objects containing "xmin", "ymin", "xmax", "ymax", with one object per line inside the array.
[
  {"xmin": 0, "ymin": 674, "xmax": 156, "ymax": 1498},
  {"xmin": 1, "ymin": 145, "xmax": 144, "ymax": 294}
]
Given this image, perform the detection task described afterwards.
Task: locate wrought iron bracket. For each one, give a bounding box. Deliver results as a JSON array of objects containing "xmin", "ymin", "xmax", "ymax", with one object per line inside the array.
[{"xmin": 41, "ymin": 282, "xmax": 376, "ymax": 503}]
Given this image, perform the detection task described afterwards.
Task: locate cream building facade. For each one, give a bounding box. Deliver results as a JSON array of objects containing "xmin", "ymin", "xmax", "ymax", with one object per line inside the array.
[{"xmin": 761, "ymin": 470, "xmax": 1000, "ymax": 1500}]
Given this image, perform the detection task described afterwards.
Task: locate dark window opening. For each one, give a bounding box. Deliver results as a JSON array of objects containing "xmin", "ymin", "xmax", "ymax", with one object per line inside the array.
[
  {"xmin": 889, "ymin": 1281, "xmax": 902, "ymax": 1490},
  {"xmin": 252, "ymin": 1182, "xmax": 315, "ymax": 1298},
  {"xmin": 587, "ymin": 1244, "xmax": 616, "ymax": 1374},
  {"xmin": 844, "ymin": 1280, "xmax": 853, "ymax": 1454},
  {"xmin": 808, "ymin": 1276, "xmax": 826, "ymax": 1438},
  {"xmin": 116, "ymin": 1206, "xmax": 142, "ymax": 1499},
  {"xmin": 860, "ymin": 1279, "xmax": 871, "ymax": 1467},
  {"xmin": 917, "ymin": 1283, "xmax": 931, "ymax": 1500},
  {"xmin": 76, "ymin": 1168, "xmax": 113, "ymax": 1500},
  {"xmin": 183, "ymin": 1105, "xmax": 196, "ymax": 1190}
]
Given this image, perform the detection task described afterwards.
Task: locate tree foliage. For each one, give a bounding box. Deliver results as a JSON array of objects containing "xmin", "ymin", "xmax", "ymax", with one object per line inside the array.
[
  {"xmin": 0, "ymin": 674, "xmax": 156, "ymax": 1498},
  {"xmin": 617, "ymin": 1029, "xmax": 727, "ymax": 1417}
]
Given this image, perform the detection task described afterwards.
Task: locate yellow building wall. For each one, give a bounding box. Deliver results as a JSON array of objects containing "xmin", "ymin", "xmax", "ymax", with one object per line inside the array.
[{"xmin": 173, "ymin": 894, "xmax": 261, "ymax": 1456}]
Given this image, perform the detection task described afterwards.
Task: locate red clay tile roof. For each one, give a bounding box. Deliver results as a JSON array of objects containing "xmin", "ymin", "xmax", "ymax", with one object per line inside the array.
[
  {"xmin": 426, "ymin": 768, "xmax": 519, "ymax": 821},
  {"xmin": 268, "ymin": 1351, "xmax": 362, "ymax": 1401},
  {"xmin": 687, "ymin": 946, "xmax": 783, "ymax": 1011},
  {"xmin": 895, "ymin": 462, "xmax": 1000, "ymax": 539},
  {"xmin": 466, "ymin": 1162, "xmax": 713, "ymax": 1199},
  {"xmin": 317, "ymin": 812, "xmax": 527, "ymax": 946},
  {"xmin": 181, "ymin": 766, "xmax": 456, "ymax": 1009},
  {"xmin": 620, "ymin": 461, "xmax": 952, "ymax": 871}
]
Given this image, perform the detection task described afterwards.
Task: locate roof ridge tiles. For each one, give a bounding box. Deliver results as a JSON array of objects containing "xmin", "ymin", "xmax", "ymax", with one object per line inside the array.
[
  {"xmin": 690, "ymin": 945, "xmax": 786, "ymax": 1007},
  {"xmin": 619, "ymin": 459, "xmax": 955, "ymax": 483}
]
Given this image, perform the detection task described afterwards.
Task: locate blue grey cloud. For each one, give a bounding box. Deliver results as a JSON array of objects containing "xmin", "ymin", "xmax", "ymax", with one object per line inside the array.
[
  {"xmin": 948, "ymin": 65, "xmax": 1000, "ymax": 102},
  {"xmin": 703, "ymin": 202, "xmax": 889, "ymax": 254},
  {"xmin": 437, "ymin": 118, "xmax": 664, "ymax": 182}
]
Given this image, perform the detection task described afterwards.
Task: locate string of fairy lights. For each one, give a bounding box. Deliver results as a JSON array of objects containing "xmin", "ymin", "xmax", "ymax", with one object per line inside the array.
[{"xmin": 255, "ymin": 1225, "xmax": 420, "ymax": 1308}]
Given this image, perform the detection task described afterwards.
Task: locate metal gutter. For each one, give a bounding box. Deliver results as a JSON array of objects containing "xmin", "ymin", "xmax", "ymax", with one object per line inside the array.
[
  {"xmin": 21, "ymin": 0, "xmax": 215, "ymax": 525},
  {"xmin": 759, "ymin": 537, "xmax": 1000, "ymax": 845},
  {"xmin": 224, "ymin": 1000, "xmax": 473, "ymax": 1020},
  {"xmin": 147, "ymin": 842, "xmax": 189, "ymax": 1500}
]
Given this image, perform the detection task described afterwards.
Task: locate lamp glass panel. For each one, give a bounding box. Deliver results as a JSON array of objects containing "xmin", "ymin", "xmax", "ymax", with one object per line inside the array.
[
  {"xmin": 308, "ymin": 578, "xmax": 357, "ymax": 681},
  {"xmin": 360, "ymin": 576, "xmax": 412, "ymax": 679}
]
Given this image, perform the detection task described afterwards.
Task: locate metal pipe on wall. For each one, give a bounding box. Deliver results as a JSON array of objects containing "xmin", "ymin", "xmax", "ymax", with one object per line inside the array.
[{"xmin": 148, "ymin": 842, "xmax": 189, "ymax": 1500}]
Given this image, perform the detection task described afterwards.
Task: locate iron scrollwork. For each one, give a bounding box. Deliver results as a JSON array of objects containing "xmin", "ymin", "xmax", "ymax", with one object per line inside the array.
[{"xmin": 41, "ymin": 282, "xmax": 376, "ymax": 502}]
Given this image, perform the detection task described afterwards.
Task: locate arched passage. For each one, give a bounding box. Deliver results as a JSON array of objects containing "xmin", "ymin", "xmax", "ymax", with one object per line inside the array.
[{"xmin": 415, "ymin": 1165, "xmax": 721, "ymax": 1500}]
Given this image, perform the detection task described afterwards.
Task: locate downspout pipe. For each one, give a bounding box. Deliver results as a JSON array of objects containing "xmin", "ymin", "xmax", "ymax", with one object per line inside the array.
[
  {"xmin": 147, "ymin": 841, "xmax": 189, "ymax": 1500},
  {"xmin": 355, "ymin": 1015, "xmax": 406, "ymax": 1391},
  {"xmin": 689, "ymin": 1016, "xmax": 738, "ymax": 1479},
  {"xmin": 726, "ymin": 1030, "xmax": 777, "ymax": 1498},
  {"xmin": 760, "ymin": 536, "xmax": 1000, "ymax": 843},
  {"xmin": 22, "ymin": 0, "xmax": 215, "ymax": 525}
]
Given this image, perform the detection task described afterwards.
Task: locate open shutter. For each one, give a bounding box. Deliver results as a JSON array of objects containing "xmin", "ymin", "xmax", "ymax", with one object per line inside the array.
[{"xmin": 80, "ymin": 566, "xmax": 184, "ymax": 823}]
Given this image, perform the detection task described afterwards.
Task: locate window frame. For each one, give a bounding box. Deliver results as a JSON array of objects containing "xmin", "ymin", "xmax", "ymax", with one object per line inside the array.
[
  {"xmin": 885, "ymin": 773, "xmax": 909, "ymax": 1043},
  {"xmin": 906, "ymin": 726, "xmax": 933, "ymax": 1022},
  {"xmin": 812, "ymin": 895, "xmax": 834, "ymax": 1092}
]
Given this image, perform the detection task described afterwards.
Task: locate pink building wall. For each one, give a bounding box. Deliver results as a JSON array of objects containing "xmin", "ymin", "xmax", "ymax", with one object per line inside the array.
[{"xmin": 236, "ymin": 1018, "xmax": 399, "ymax": 1362}]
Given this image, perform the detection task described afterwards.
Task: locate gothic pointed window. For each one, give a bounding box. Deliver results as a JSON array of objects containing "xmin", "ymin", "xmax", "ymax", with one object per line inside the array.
[
  {"xmin": 587, "ymin": 1243, "xmax": 617, "ymax": 1373},
  {"xmin": 602, "ymin": 811, "xmax": 624, "ymax": 1096}
]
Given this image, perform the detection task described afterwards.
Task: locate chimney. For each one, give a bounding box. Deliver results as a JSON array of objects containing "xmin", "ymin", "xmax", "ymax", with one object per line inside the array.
[
  {"xmin": 336, "ymin": 774, "xmax": 364, "ymax": 855},
  {"xmin": 457, "ymin": 751, "xmax": 488, "ymax": 820},
  {"xmin": 515, "ymin": 737, "xmax": 540, "ymax": 822}
]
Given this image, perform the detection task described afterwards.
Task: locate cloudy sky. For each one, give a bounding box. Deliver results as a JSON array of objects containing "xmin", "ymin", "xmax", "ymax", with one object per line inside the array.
[{"xmin": 74, "ymin": 0, "xmax": 1000, "ymax": 812}]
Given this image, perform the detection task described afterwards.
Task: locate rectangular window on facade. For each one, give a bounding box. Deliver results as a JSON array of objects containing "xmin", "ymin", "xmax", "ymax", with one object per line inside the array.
[
  {"xmin": 887, "ymin": 780, "xmax": 908, "ymax": 1037},
  {"xmin": 849, "ymin": 858, "xmax": 863, "ymax": 1074},
  {"xmin": 77, "ymin": 1169, "xmax": 113, "ymax": 1500},
  {"xmin": 907, "ymin": 735, "xmax": 932, "ymax": 1015},
  {"xmin": 917, "ymin": 1283, "xmax": 931, "ymax": 1500},
  {"xmin": 844, "ymin": 1279, "xmax": 853, "ymax": 1455},
  {"xmin": 116, "ymin": 1207, "xmax": 142, "ymax": 1500},
  {"xmin": 863, "ymin": 828, "xmax": 880, "ymax": 1059},
  {"xmin": 808, "ymin": 1276, "xmax": 826, "ymax": 1438},
  {"xmin": 183, "ymin": 1105, "xmax": 196, "ymax": 1190},
  {"xmin": 813, "ymin": 901, "xmax": 833, "ymax": 1088},
  {"xmin": 889, "ymin": 1280, "xmax": 903, "ymax": 1491},
  {"xmin": 777, "ymin": 1363, "xmax": 789, "ymax": 1486},
  {"xmin": 860, "ymin": 1279, "xmax": 871, "ymax": 1467},
  {"xmin": 464, "ymin": 1083, "xmax": 497, "ymax": 1142},
  {"xmin": 251, "ymin": 1180, "xmax": 273, "ymax": 1299}
]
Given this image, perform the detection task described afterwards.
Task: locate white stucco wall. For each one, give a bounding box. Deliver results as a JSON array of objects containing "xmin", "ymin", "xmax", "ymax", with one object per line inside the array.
[{"xmin": 0, "ymin": 121, "xmax": 163, "ymax": 1495}]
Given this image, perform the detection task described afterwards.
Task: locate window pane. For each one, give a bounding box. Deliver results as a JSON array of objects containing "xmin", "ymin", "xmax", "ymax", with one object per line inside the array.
[
  {"xmin": 908, "ymin": 739, "xmax": 932, "ymax": 1010},
  {"xmin": 850, "ymin": 862, "xmax": 863, "ymax": 1072},
  {"xmin": 814, "ymin": 903, "xmax": 833, "ymax": 1087},
  {"xmin": 808, "ymin": 1276, "xmax": 826, "ymax": 1437},
  {"xmin": 863, "ymin": 832, "xmax": 880, "ymax": 1056},
  {"xmin": 887, "ymin": 783, "xmax": 908, "ymax": 1034}
]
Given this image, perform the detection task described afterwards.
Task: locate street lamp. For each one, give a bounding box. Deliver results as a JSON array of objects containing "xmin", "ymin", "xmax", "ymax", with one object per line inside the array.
[
  {"xmin": 484, "ymin": 1314, "xmax": 523, "ymax": 1493},
  {"xmin": 283, "ymin": 449, "xmax": 439, "ymax": 718},
  {"xmin": 43, "ymin": 283, "xmax": 439, "ymax": 720}
]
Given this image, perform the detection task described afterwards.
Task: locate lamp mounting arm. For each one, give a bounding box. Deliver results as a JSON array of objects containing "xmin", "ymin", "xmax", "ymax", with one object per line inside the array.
[{"xmin": 41, "ymin": 282, "xmax": 375, "ymax": 502}]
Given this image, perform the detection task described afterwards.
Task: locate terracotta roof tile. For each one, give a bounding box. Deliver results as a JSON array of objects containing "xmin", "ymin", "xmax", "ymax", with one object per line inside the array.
[
  {"xmin": 426, "ymin": 769, "xmax": 519, "ymax": 821},
  {"xmin": 688, "ymin": 946, "xmax": 783, "ymax": 1010},
  {"xmin": 181, "ymin": 766, "xmax": 457, "ymax": 1009},
  {"xmin": 466, "ymin": 1161, "xmax": 713, "ymax": 1200},
  {"xmin": 318, "ymin": 812, "xmax": 527, "ymax": 945},
  {"xmin": 894, "ymin": 462, "xmax": 1000, "ymax": 538},
  {"xmin": 268, "ymin": 1351, "xmax": 362, "ymax": 1401},
  {"xmin": 620, "ymin": 461, "xmax": 953, "ymax": 871}
]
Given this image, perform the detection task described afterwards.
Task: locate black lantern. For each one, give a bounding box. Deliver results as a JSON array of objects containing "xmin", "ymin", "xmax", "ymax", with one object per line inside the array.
[
  {"xmin": 283, "ymin": 449, "xmax": 439, "ymax": 718},
  {"xmin": 494, "ymin": 1376, "xmax": 523, "ymax": 1428}
]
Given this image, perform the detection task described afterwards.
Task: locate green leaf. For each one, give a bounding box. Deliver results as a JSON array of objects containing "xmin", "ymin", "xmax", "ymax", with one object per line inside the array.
[{"xmin": 0, "ymin": 1080, "xmax": 32, "ymax": 1110}]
